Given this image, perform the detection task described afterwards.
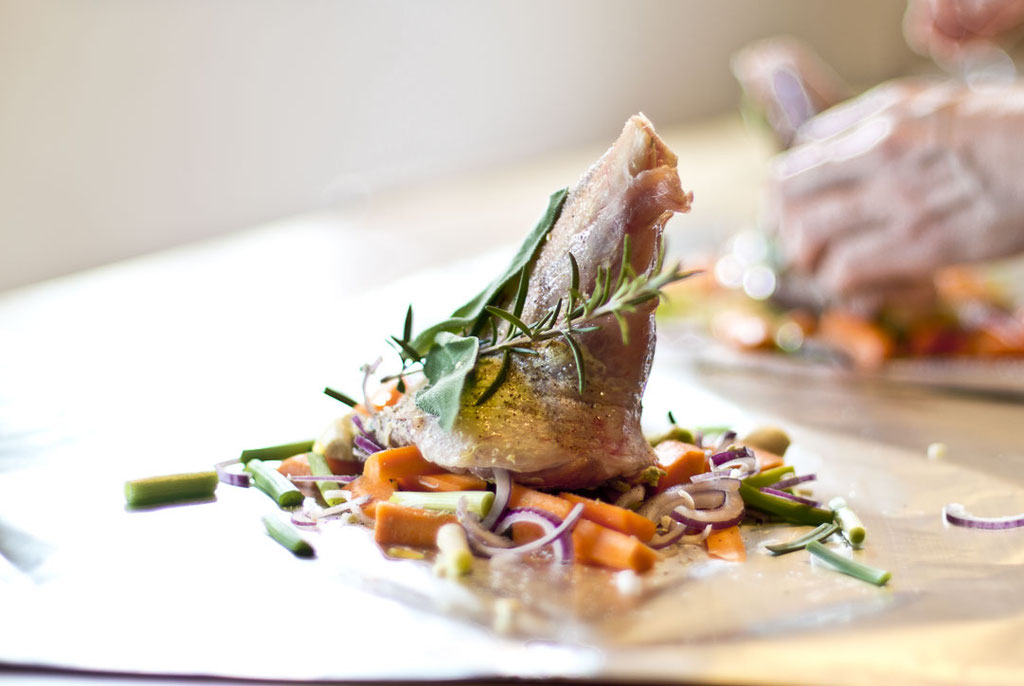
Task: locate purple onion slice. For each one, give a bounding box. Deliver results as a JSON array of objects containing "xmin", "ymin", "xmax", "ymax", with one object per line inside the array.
[
  {"xmin": 772, "ymin": 473, "xmax": 817, "ymax": 490},
  {"xmin": 215, "ymin": 458, "xmax": 251, "ymax": 488},
  {"xmin": 615, "ymin": 485, "xmax": 646, "ymax": 511},
  {"xmin": 476, "ymin": 505, "xmax": 584, "ymax": 564},
  {"xmin": 638, "ymin": 487, "xmax": 696, "ymax": 522},
  {"xmin": 760, "ymin": 487, "xmax": 821, "ymax": 508},
  {"xmin": 480, "ymin": 468, "xmax": 511, "ymax": 530},
  {"xmin": 353, "ymin": 434, "xmax": 384, "ymax": 456},
  {"xmin": 710, "ymin": 446, "xmax": 754, "ymax": 467},
  {"xmin": 943, "ymin": 503, "xmax": 1024, "ymax": 530},
  {"xmin": 669, "ymin": 489, "xmax": 745, "ymax": 530},
  {"xmin": 456, "ymin": 498, "xmax": 514, "ymax": 550}
]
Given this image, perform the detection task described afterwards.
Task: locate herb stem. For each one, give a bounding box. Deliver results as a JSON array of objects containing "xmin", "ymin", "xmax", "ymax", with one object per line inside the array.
[
  {"xmin": 307, "ymin": 451, "xmax": 346, "ymax": 506},
  {"xmin": 389, "ymin": 490, "xmax": 494, "ymax": 518},
  {"xmin": 262, "ymin": 514, "xmax": 314, "ymax": 557},
  {"xmin": 766, "ymin": 522, "xmax": 838, "ymax": 555},
  {"xmin": 240, "ymin": 440, "xmax": 314, "ymax": 464}
]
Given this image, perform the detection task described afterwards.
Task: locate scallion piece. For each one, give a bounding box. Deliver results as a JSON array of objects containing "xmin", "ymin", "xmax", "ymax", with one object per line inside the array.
[
  {"xmin": 738, "ymin": 482, "xmax": 833, "ymax": 526},
  {"xmin": 245, "ymin": 459, "xmax": 304, "ymax": 508},
  {"xmin": 765, "ymin": 522, "xmax": 838, "ymax": 555},
  {"xmin": 829, "ymin": 496, "xmax": 866, "ymax": 548},
  {"xmin": 389, "ymin": 490, "xmax": 494, "ymax": 518},
  {"xmin": 307, "ymin": 451, "xmax": 346, "ymax": 506},
  {"xmin": 261, "ymin": 514, "xmax": 314, "ymax": 557},
  {"xmin": 742, "ymin": 465, "xmax": 796, "ymax": 488},
  {"xmin": 239, "ymin": 440, "xmax": 314, "ymax": 464},
  {"xmin": 125, "ymin": 471, "xmax": 218, "ymax": 508},
  {"xmin": 806, "ymin": 540, "xmax": 890, "ymax": 586}
]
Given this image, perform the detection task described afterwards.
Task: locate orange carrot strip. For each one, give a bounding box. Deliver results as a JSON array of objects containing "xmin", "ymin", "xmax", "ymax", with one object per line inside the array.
[
  {"xmin": 372, "ymin": 502, "xmax": 456, "ymax": 548},
  {"xmin": 354, "ymin": 381, "xmax": 405, "ymax": 415},
  {"xmin": 276, "ymin": 453, "xmax": 312, "ymax": 477},
  {"xmin": 752, "ymin": 447, "xmax": 784, "ymax": 472},
  {"xmin": 366, "ymin": 445, "xmax": 444, "ymax": 482},
  {"xmin": 653, "ymin": 440, "xmax": 707, "ymax": 494},
  {"xmin": 573, "ymin": 519, "xmax": 660, "ymax": 573},
  {"xmin": 706, "ymin": 526, "xmax": 746, "ymax": 562},
  {"xmin": 560, "ymin": 492, "xmax": 657, "ymax": 542},
  {"xmin": 398, "ymin": 472, "xmax": 488, "ymax": 492},
  {"xmin": 508, "ymin": 485, "xmax": 659, "ymax": 573}
]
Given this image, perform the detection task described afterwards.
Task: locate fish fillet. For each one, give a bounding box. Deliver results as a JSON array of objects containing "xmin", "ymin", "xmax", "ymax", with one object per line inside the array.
[{"xmin": 374, "ymin": 114, "xmax": 692, "ymax": 488}]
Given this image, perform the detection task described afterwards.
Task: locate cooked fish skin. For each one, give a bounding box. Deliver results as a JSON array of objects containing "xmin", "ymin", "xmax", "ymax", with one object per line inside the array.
[{"xmin": 374, "ymin": 114, "xmax": 692, "ymax": 489}]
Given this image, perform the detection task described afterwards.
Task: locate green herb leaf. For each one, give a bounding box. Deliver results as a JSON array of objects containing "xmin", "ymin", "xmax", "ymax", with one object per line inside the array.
[
  {"xmin": 402, "ymin": 305, "xmax": 413, "ymax": 342},
  {"xmin": 512, "ymin": 267, "xmax": 529, "ymax": 318},
  {"xmin": 390, "ymin": 336, "xmax": 424, "ymax": 363},
  {"xmin": 323, "ymin": 387, "xmax": 359, "ymax": 408},
  {"xmin": 410, "ymin": 189, "xmax": 567, "ymax": 354},
  {"xmin": 415, "ymin": 332, "xmax": 480, "ymax": 431},
  {"xmin": 474, "ymin": 350, "xmax": 510, "ymax": 406},
  {"xmin": 485, "ymin": 306, "xmax": 535, "ymax": 340},
  {"xmin": 560, "ymin": 330, "xmax": 586, "ymax": 394}
]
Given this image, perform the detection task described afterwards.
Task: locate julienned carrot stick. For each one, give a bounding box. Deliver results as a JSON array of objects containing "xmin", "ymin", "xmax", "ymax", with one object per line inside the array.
[
  {"xmin": 508, "ymin": 485, "xmax": 660, "ymax": 573},
  {"xmin": 398, "ymin": 472, "xmax": 488, "ymax": 492},
  {"xmin": 276, "ymin": 453, "xmax": 312, "ymax": 478},
  {"xmin": 364, "ymin": 446, "xmax": 443, "ymax": 482},
  {"xmin": 706, "ymin": 526, "xmax": 746, "ymax": 562},
  {"xmin": 751, "ymin": 447, "xmax": 784, "ymax": 472},
  {"xmin": 653, "ymin": 440, "xmax": 707, "ymax": 494},
  {"xmin": 559, "ymin": 492, "xmax": 657, "ymax": 542},
  {"xmin": 373, "ymin": 502, "xmax": 456, "ymax": 548},
  {"xmin": 347, "ymin": 474, "xmax": 394, "ymax": 518}
]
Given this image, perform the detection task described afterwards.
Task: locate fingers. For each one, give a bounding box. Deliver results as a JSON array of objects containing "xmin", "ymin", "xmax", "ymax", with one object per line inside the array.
[{"xmin": 777, "ymin": 186, "xmax": 882, "ymax": 272}]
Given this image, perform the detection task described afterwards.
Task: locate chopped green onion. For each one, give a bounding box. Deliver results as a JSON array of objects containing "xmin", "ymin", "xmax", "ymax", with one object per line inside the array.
[
  {"xmin": 307, "ymin": 451, "xmax": 346, "ymax": 506},
  {"xmin": 695, "ymin": 424, "xmax": 732, "ymax": 435},
  {"xmin": 261, "ymin": 514, "xmax": 314, "ymax": 557},
  {"xmin": 739, "ymin": 482, "xmax": 833, "ymax": 526},
  {"xmin": 766, "ymin": 522, "xmax": 838, "ymax": 555},
  {"xmin": 829, "ymin": 497, "xmax": 866, "ymax": 548},
  {"xmin": 245, "ymin": 459, "xmax": 304, "ymax": 508},
  {"xmin": 806, "ymin": 541, "xmax": 890, "ymax": 586},
  {"xmin": 239, "ymin": 440, "xmax": 314, "ymax": 464},
  {"xmin": 742, "ymin": 465, "xmax": 796, "ymax": 488},
  {"xmin": 649, "ymin": 426, "xmax": 695, "ymax": 446},
  {"xmin": 389, "ymin": 490, "xmax": 494, "ymax": 517},
  {"xmin": 434, "ymin": 523, "xmax": 473, "ymax": 577},
  {"xmin": 125, "ymin": 471, "xmax": 218, "ymax": 508}
]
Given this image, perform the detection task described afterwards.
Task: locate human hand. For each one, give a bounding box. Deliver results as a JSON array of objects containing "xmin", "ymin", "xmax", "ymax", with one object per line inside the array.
[
  {"xmin": 904, "ymin": 0, "xmax": 1024, "ymax": 63},
  {"xmin": 769, "ymin": 79, "xmax": 1024, "ymax": 313}
]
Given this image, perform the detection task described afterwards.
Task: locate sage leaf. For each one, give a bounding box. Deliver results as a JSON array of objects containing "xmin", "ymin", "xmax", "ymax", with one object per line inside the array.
[
  {"xmin": 415, "ymin": 332, "xmax": 479, "ymax": 431},
  {"xmin": 410, "ymin": 188, "xmax": 567, "ymax": 354}
]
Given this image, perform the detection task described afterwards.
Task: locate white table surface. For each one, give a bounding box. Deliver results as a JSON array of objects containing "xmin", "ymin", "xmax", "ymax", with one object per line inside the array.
[{"xmin": 3, "ymin": 117, "xmax": 1023, "ymax": 685}]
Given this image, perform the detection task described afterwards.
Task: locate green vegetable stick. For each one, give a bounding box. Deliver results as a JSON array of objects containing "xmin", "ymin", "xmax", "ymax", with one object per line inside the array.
[
  {"xmin": 239, "ymin": 440, "xmax": 314, "ymax": 464},
  {"xmin": 765, "ymin": 522, "xmax": 838, "ymax": 555},
  {"xmin": 741, "ymin": 465, "xmax": 796, "ymax": 488},
  {"xmin": 306, "ymin": 451, "xmax": 347, "ymax": 506},
  {"xmin": 125, "ymin": 471, "xmax": 218, "ymax": 508},
  {"xmin": 245, "ymin": 459, "xmax": 304, "ymax": 508},
  {"xmin": 435, "ymin": 523, "xmax": 473, "ymax": 577},
  {"xmin": 829, "ymin": 496, "xmax": 866, "ymax": 547},
  {"xmin": 261, "ymin": 514, "xmax": 314, "ymax": 557},
  {"xmin": 806, "ymin": 540, "xmax": 890, "ymax": 586},
  {"xmin": 738, "ymin": 482, "xmax": 833, "ymax": 526},
  {"xmin": 389, "ymin": 490, "xmax": 494, "ymax": 518}
]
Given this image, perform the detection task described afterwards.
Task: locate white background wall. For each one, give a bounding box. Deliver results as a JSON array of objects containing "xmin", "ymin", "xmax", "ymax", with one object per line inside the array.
[{"xmin": 0, "ymin": 0, "xmax": 914, "ymax": 292}]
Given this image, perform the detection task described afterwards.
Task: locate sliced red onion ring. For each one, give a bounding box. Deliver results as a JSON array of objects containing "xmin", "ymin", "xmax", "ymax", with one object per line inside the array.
[
  {"xmin": 614, "ymin": 485, "xmax": 646, "ymax": 510},
  {"xmin": 691, "ymin": 490, "xmax": 726, "ymax": 510},
  {"xmin": 291, "ymin": 511, "xmax": 318, "ymax": 528},
  {"xmin": 686, "ymin": 476, "xmax": 741, "ymax": 492},
  {"xmin": 649, "ymin": 521, "xmax": 714, "ymax": 550},
  {"xmin": 772, "ymin": 473, "xmax": 817, "ymax": 490},
  {"xmin": 638, "ymin": 486, "xmax": 696, "ymax": 521},
  {"xmin": 493, "ymin": 505, "xmax": 583, "ymax": 564},
  {"xmin": 351, "ymin": 413, "xmax": 367, "ymax": 435},
  {"xmin": 313, "ymin": 495, "xmax": 370, "ymax": 521},
  {"xmin": 669, "ymin": 489, "xmax": 745, "ymax": 530},
  {"xmin": 716, "ymin": 430, "xmax": 737, "ymax": 449},
  {"xmin": 287, "ymin": 474, "xmax": 357, "ymax": 483},
  {"xmin": 480, "ymin": 468, "xmax": 511, "ymax": 530},
  {"xmin": 353, "ymin": 434, "xmax": 384, "ymax": 455},
  {"xmin": 943, "ymin": 503, "xmax": 1024, "ymax": 530},
  {"xmin": 760, "ymin": 487, "xmax": 821, "ymax": 508},
  {"xmin": 456, "ymin": 498, "xmax": 515, "ymax": 551},
  {"xmin": 215, "ymin": 458, "xmax": 251, "ymax": 488},
  {"xmin": 710, "ymin": 446, "xmax": 753, "ymax": 467},
  {"xmin": 693, "ymin": 430, "xmax": 704, "ymax": 449}
]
